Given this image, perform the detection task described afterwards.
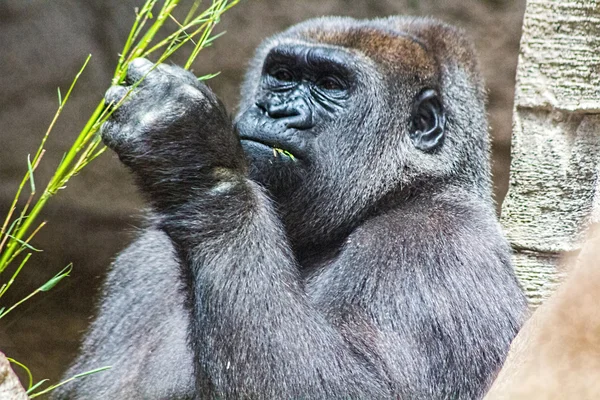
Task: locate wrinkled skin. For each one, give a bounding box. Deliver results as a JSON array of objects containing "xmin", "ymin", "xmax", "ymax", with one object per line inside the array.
[{"xmin": 53, "ymin": 16, "xmax": 527, "ymax": 400}]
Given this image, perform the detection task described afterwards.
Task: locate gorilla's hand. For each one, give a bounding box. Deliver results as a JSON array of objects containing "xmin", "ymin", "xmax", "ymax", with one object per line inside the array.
[{"xmin": 101, "ymin": 58, "xmax": 245, "ymax": 201}]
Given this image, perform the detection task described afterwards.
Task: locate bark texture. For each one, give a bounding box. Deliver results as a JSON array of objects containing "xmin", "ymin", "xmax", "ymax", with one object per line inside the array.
[{"xmin": 501, "ymin": 0, "xmax": 600, "ymax": 305}]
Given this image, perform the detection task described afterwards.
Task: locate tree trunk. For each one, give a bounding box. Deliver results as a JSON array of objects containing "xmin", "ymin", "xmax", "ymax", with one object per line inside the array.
[{"xmin": 501, "ymin": 0, "xmax": 600, "ymax": 306}]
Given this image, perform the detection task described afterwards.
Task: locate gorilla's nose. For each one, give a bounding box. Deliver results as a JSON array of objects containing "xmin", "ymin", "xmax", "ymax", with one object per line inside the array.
[{"xmin": 261, "ymin": 98, "xmax": 314, "ymax": 130}]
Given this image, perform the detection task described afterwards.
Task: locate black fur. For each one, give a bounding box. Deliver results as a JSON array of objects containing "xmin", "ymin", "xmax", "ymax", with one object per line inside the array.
[{"xmin": 54, "ymin": 16, "xmax": 527, "ymax": 400}]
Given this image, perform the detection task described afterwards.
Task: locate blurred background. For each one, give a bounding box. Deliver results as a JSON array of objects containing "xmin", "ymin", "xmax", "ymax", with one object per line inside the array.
[{"xmin": 0, "ymin": 0, "xmax": 525, "ymax": 386}]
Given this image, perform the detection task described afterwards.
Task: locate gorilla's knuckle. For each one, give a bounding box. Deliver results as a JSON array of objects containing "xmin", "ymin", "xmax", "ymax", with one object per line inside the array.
[
  {"xmin": 104, "ymin": 85, "xmax": 128, "ymax": 105},
  {"xmin": 137, "ymin": 110, "xmax": 164, "ymax": 130},
  {"xmin": 99, "ymin": 119, "xmax": 112, "ymax": 137},
  {"xmin": 157, "ymin": 63, "xmax": 180, "ymax": 76},
  {"xmin": 128, "ymin": 57, "xmax": 153, "ymax": 75},
  {"xmin": 173, "ymin": 83, "xmax": 205, "ymax": 103},
  {"xmin": 100, "ymin": 120, "xmax": 122, "ymax": 148},
  {"xmin": 130, "ymin": 57, "xmax": 152, "ymax": 69},
  {"xmin": 146, "ymin": 69, "xmax": 170, "ymax": 86}
]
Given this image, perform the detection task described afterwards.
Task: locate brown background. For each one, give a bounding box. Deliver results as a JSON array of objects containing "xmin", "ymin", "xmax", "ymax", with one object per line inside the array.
[{"xmin": 0, "ymin": 0, "xmax": 525, "ymax": 385}]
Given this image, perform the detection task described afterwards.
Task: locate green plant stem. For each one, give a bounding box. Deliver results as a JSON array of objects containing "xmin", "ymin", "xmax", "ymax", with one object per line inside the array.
[
  {"xmin": 0, "ymin": 253, "xmax": 32, "ymax": 299},
  {"xmin": 0, "ymin": 56, "xmax": 94, "ymax": 273},
  {"xmin": 7, "ymin": 358, "xmax": 33, "ymax": 389},
  {"xmin": 0, "ymin": 0, "xmax": 240, "ymax": 288},
  {"xmin": 28, "ymin": 366, "xmax": 111, "ymax": 398}
]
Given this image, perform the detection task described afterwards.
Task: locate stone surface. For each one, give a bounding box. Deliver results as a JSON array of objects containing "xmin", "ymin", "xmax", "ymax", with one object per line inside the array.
[
  {"xmin": 503, "ymin": 112, "xmax": 600, "ymax": 252},
  {"xmin": 502, "ymin": 0, "xmax": 600, "ymax": 305},
  {"xmin": 514, "ymin": 0, "xmax": 600, "ymax": 112}
]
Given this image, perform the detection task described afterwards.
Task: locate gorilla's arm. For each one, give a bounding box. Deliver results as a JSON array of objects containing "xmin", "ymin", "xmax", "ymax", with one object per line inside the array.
[
  {"xmin": 101, "ymin": 59, "xmax": 387, "ymax": 398},
  {"xmin": 52, "ymin": 229, "xmax": 195, "ymax": 400},
  {"xmin": 169, "ymin": 181, "xmax": 390, "ymax": 398}
]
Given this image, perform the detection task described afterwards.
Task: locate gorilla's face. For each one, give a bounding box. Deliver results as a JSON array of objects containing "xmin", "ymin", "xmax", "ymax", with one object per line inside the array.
[
  {"xmin": 235, "ymin": 43, "xmax": 358, "ymax": 194},
  {"xmin": 234, "ymin": 25, "xmax": 449, "ymax": 246}
]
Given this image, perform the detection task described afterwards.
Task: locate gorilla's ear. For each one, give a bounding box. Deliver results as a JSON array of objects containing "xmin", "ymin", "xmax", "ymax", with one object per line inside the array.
[{"xmin": 410, "ymin": 89, "xmax": 446, "ymax": 152}]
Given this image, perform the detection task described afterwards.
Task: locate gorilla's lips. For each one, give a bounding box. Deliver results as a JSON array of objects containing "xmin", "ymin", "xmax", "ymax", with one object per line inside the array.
[
  {"xmin": 235, "ymin": 104, "xmax": 309, "ymax": 162},
  {"xmin": 239, "ymin": 136, "xmax": 300, "ymax": 161}
]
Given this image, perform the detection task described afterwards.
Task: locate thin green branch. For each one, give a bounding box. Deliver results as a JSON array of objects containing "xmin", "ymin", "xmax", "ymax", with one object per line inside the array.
[
  {"xmin": 29, "ymin": 366, "xmax": 112, "ymax": 398},
  {"xmin": 7, "ymin": 358, "xmax": 33, "ymax": 389},
  {"xmin": 0, "ymin": 253, "xmax": 32, "ymax": 299},
  {"xmin": 0, "ymin": 55, "xmax": 92, "ymax": 273},
  {"xmin": 0, "ymin": 264, "xmax": 72, "ymax": 320}
]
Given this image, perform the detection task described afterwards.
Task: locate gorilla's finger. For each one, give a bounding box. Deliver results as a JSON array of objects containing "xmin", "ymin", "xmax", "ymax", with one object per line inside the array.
[
  {"xmin": 104, "ymin": 85, "xmax": 130, "ymax": 109},
  {"xmin": 125, "ymin": 58, "xmax": 155, "ymax": 85},
  {"xmin": 99, "ymin": 119, "xmax": 120, "ymax": 149},
  {"xmin": 104, "ymin": 85, "xmax": 134, "ymax": 124}
]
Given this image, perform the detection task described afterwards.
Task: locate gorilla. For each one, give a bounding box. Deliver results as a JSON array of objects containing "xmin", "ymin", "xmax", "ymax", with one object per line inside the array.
[{"xmin": 54, "ymin": 16, "xmax": 527, "ymax": 400}]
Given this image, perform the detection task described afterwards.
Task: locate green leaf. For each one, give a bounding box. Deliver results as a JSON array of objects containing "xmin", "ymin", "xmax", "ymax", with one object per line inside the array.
[
  {"xmin": 273, "ymin": 148, "xmax": 296, "ymax": 161},
  {"xmin": 5, "ymin": 234, "xmax": 42, "ymax": 252},
  {"xmin": 198, "ymin": 71, "xmax": 221, "ymax": 81},
  {"xmin": 57, "ymin": 87, "xmax": 62, "ymax": 106},
  {"xmin": 26, "ymin": 379, "xmax": 49, "ymax": 394},
  {"xmin": 204, "ymin": 30, "xmax": 227, "ymax": 46},
  {"xmin": 39, "ymin": 264, "xmax": 72, "ymax": 292}
]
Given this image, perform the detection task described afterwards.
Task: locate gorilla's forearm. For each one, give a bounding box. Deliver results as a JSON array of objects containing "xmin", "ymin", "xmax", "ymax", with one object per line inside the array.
[{"xmin": 155, "ymin": 178, "xmax": 387, "ymax": 398}]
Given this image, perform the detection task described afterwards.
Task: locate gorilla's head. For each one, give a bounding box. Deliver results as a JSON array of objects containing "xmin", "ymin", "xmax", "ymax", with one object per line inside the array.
[{"xmin": 235, "ymin": 16, "xmax": 491, "ymax": 249}]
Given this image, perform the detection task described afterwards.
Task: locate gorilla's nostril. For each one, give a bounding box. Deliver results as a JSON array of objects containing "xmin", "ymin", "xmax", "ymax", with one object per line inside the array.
[
  {"xmin": 263, "ymin": 98, "xmax": 314, "ymax": 130},
  {"xmin": 267, "ymin": 103, "xmax": 300, "ymax": 119},
  {"xmin": 284, "ymin": 114, "xmax": 313, "ymax": 130},
  {"xmin": 255, "ymin": 101, "xmax": 268, "ymax": 114}
]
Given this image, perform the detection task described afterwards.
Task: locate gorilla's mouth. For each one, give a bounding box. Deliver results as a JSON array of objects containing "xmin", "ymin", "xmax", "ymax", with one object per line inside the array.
[{"xmin": 239, "ymin": 137, "xmax": 299, "ymax": 161}]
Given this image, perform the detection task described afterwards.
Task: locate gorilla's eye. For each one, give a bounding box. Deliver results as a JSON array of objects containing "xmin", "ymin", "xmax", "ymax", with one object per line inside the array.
[
  {"xmin": 317, "ymin": 76, "xmax": 344, "ymax": 91},
  {"xmin": 270, "ymin": 68, "xmax": 295, "ymax": 82}
]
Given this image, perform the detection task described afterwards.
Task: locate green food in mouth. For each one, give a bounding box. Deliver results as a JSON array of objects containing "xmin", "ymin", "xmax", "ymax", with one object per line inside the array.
[{"xmin": 272, "ymin": 147, "xmax": 296, "ymax": 161}]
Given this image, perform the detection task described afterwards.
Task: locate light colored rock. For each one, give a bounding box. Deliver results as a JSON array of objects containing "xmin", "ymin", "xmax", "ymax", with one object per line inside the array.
[
  {"xmin": 502, "ymin": 0, "xmax": 600, "ymax": 305},
  {"xmin": 0, "ymin": 352, "xmax": 28, "ymax": 400},
  {"xmin": 514, "ymin": 0, "xmax": 600, "ymax": 112}
]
